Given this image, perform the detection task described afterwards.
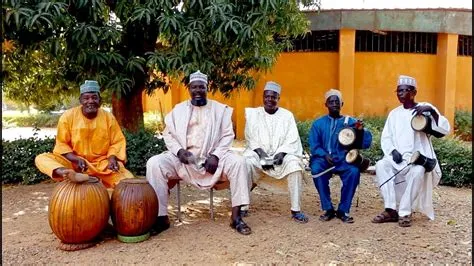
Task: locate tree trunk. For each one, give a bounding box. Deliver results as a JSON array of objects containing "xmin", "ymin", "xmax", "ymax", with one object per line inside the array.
[{"xmin": 111, "ymin": 85, "xmax": 144, "ymax": 133}]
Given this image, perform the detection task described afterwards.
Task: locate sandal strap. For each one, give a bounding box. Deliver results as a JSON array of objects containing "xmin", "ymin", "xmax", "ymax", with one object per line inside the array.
[{"xmin": 292, "ymin": 212, "xmax": 309, "ymax": 223}]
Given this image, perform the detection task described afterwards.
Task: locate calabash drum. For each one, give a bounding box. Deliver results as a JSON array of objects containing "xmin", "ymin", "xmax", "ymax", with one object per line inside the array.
[
  {"xmin": 345, "ymin": 149, "xmax": 371, "ymax": 172},
  {"xmin": 338, "ymin": 127, "xmax": 356, "ymax": 149},
  {"xmin": 410, "ymin": 151, "xmax": 437, "ymax": 173},
  {"xmin": 410, "ymin": 114, "xmax": 445, "ymax": 138},
  {"xmin": 48, "ymin": 177, "xmax": 110, "ymax": 251},
  {"xmin": 111, "ymin": 178, "xmax": 158, "ymax": 243}
]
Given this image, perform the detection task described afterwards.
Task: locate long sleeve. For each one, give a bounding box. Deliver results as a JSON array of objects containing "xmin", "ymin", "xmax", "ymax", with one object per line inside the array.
[
  {"xmin": 162, "ymin": 111, "xmax": 184, "ymax": 156},
  {"xmin": 53, "ymin": 114, "xmax": 73, "ymax": 155},
  {"xmin": 211, "ymin": 107, "xmax": 235, "ymax": 159},
  {"xmin": 106, "ymin": 116, "xmax": 127, "ymax": 162},
  {"xmin": 244, "ymin": 108, "xmax": 260, "ymax": 151},
  {"xmin": 309, "ymin": 120, "xmax": 328, "ymax": 158},
  {"xmin": 428, "ymin": 104, "xmax": 451, "ymax": 136}
]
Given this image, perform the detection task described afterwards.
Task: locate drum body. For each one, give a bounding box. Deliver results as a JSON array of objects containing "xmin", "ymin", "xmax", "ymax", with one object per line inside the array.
[
  {"xmin": 338, "ymin": 127, "xmax": 356, "ymax": 149},
  {"xmin": 345, "ymin": 149, "xmax": 371, "ymax": 172},
  {"xmin": 260, "ymin": 157, "xmax": 275, "ymax": 167},
  {"xmin": 410, "ymin": 114, "xmax": 445, "ymax": 138},
  {"xmin": 48, "ymin": 177, "xmax": 110, "ymax": 245},
  {"xmin": 111, "ymin": 178, "xmax": 158, "ymax": 243},
  {"xmin": 410, "ymin": 151, "xmax": 437, "ymax": 172}
]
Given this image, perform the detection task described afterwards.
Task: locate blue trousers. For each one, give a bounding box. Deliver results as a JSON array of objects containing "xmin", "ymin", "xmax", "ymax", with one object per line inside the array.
[{"xmin": 311, "ymin": 158, "xmax": 360, "ymax": 214}]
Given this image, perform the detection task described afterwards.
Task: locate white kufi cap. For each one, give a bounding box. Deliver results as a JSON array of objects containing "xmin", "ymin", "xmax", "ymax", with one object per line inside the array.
[
  {"xmin": 325, "ymin": 88, "xmax": 342, "ymax": 102},
  {"xmin": 189, "ymin": 70, "xmax": 208, "ymax": 84},
  {"xmin": 264, "ymin": 81, "xmax": 281, "ymax": 94},
  {"xmin": 397, "ymin": 75, "xmax": 417, "ymax": 88}
]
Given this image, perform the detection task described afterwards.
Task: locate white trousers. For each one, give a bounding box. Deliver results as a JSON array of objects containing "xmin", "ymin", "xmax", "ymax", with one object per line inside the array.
[
  {"xmin": 375, "ymin": 158, "xmax": 426, "ymax": 217},
  {"xmin": 146, "ymin": 152, "xmax": 250, "ymax": 216}
]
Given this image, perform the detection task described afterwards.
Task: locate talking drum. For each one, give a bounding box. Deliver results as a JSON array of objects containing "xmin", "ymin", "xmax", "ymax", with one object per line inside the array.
[
  {"xmin": 410, "ymin": 151, "xmax": 437, "ymax": 172},
  {"xmin": 338, "ymin": 127, "xmax": 356, "ymax": 149},
  {"xmin": 111, "ymin": 178, "xmax": 158, "ymax": 243},
  {"xmin": 410, "ymin": 114, "xmax": 445, "ymax": 138},
  {"xmin": 48, "ymin": 176, "xmax": 110, "ymax": 251},
  {"xmin": 345, "ymin": 149, "xmax": 371, "ymax": 172}
]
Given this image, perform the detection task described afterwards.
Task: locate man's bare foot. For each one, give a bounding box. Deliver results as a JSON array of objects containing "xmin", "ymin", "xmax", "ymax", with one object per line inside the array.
[{"xmin": 56, "ymin": 168, "xmax": 89, "ymax": 183}]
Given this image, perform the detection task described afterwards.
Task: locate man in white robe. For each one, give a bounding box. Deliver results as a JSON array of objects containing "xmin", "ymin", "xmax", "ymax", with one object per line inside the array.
[
  {"xmin": 243, "ymin": 81, "xmax": 308, "ymax": 223},
  {"xmin": 146, "ymin": 70, "xmax": 252, "ymax": 235},
  {"xmin": 372, "ymin": 75, "xmax": 450, "ymax": 227}
]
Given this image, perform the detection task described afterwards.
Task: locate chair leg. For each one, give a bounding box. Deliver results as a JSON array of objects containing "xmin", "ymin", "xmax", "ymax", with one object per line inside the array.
[
  {"xmin": 210, "ymin": 188, "xmax": 214, "ymax": 220},
  {"xmin": 177, "ymin": 181, "xmax": 182, "ymax": 222}
]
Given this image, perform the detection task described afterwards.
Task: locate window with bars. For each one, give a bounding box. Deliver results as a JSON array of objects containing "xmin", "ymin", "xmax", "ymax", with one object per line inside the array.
[
  {"xmin": 458, "ymin": 35, "xmax": 472, "ymax": 56},
  {"xmin": 285, "ymin": 30, "xmax": 339, "ymax": 52},
  {"xmin": 355, "ymin": 30, "xmax": 437, "ymax": 54}
]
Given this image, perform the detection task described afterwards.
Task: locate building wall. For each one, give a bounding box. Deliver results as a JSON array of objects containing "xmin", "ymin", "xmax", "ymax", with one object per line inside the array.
[
  {"xmin": 456, "ymin": 56, "xmax": 473, "ymax": 110},
  {"xmin": 354, "ymin": 52, "xmax": 438, "ymax": 116}
]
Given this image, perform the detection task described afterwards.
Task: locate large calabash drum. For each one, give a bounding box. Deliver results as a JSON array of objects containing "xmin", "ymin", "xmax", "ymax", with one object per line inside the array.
[
  {"xmin": 338, "ymin": 127, "xmax": 356, "ymax": 149},
  {"xmin": 410, "ymin": 151, "xmax": 437, "ymax": 172},
  {"xmin": 48, "ymin": 177, "xmax": 110, "ymax": 251},
  {"xmin": 410, "ymin": 114, "xmax": 445, "ymax": 138},
  {"xmin": 345, "ymin": 149, "xmax": 371, "ymax": 172},
  {"xmin": 111, "ymin": 178, "xmax": 158, "ymax": 243}
]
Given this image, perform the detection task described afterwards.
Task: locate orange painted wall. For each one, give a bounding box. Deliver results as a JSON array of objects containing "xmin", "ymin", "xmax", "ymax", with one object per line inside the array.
[
  {"xmin": 456, "ymin": 56, "xmax": 472, "ymax": 111},
  {"xmin": 354, "ymin": 52, "xmax": 438, "ymax": 116}
]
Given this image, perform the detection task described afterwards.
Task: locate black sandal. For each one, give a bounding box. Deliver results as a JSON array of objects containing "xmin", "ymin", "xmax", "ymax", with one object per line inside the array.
[
  {"xmin": 319, "ymin": 209, "xmax": 336, "ymax": 221},
  {"xmin": 230, "ymin": 219, "xmax": 252, "ymax": 235},
  {"xmin": 336, "ymin": 210, "xmax": 354, "ymax": 223},
  {"xmin": 150, "ymin": 216, "xmax": 171, "ymax": 236}
]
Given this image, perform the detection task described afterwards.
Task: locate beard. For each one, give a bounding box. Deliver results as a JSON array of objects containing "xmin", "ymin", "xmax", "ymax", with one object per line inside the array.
[{"xmin": 191, "ymin": 98, "xmax": 207, "ymax": 106}]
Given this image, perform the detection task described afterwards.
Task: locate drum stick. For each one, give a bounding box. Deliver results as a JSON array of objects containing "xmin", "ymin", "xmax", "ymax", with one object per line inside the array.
[
  {"xmin": 378, "ymin": 163, "xmax": 411, "ymax": 188},
  {"xmin": 312, "ymin": 166, "xmax": 336, "ymax": 179}
]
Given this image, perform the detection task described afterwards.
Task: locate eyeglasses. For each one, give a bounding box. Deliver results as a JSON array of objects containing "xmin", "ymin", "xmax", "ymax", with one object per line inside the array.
[{"xmin": 395, "ymin": 88, "xmax": 415, "ymax": 93}]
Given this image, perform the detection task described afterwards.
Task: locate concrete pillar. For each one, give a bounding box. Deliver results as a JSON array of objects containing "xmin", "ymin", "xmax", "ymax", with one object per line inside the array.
[
  {"xmin": 436, "ymin": 33, "xmax": 458, "ymax": 130},
  {"xmin": 338, "ymin": 29, "xmax": 356, "ymax": 115}
]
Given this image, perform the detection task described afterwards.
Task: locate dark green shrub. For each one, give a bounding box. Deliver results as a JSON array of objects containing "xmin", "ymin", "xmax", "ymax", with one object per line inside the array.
[
  {"xmin": 2, "ymin": 113, "xmax": 61, "ymax": 128},
  {"xmin": 433, "ymin": 137, "xmax": 472, "ymax": 187},
  {"xmin": 2, "ymin": 129, "xmax": 167, "ymax": 184},
  {"xmin": 454, "ymin": 109, "xmax": 472, "ymax": 141},
  {"xmin": 296, "ymin": 119, "xmax": 313, "ymax": 154}
]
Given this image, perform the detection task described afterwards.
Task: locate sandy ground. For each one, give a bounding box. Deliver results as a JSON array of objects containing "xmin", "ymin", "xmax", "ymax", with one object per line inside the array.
[{"xmin": 2, "ymin": 172, "xmax": 472, "ymax": 265}]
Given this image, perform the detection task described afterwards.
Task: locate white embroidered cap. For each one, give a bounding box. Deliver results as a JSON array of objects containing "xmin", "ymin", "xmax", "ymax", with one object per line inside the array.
[
  {"xmin": 189, "ymin": 70, "xmax": 208, "ymax": 84},
  {"xmin": 264, "ymin": 81, "xmax": 282, "ymax": 94},
  {"xmin": 397, "ymin": 75, "xmax": 417, "ymax": 88},
  {"xmin": 325, "ymin": 88, "xmax": 342, "ymax": 102}
]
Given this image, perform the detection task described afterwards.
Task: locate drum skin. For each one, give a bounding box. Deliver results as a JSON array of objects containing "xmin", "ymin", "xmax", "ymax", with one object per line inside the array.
[
  {"xmin": 48, "ymin": 177, "xmax": 110, "ymax": 244},
  {"xmin": 338, "ymin": 127, "xmax": 356, "ymax": 147},
  {"xmin": 411, "ymin": 114, "xmax": 445, "ymax": 138},
  {"xmin": 111, "ymin": 179, "xmax": 158, "ymax": 237}
]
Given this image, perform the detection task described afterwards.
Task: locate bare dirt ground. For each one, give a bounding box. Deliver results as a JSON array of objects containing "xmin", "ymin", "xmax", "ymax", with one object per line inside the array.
[{"xmin": 2, "ymin": 172, "xmax": 472, "ymax": 265}]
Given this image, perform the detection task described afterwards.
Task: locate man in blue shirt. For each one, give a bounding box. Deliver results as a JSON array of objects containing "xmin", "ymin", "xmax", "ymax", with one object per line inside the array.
[{"xmin": 309, "ymin": 89, "xmax": 372, "ymax": 223}]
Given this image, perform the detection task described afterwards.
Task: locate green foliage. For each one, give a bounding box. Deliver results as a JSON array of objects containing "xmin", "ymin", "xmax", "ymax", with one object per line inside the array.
[
  {"xmin": 2, "ymin": 112, "xmax": 61, "ymax": 128},
  {"xmin": 454, "ymin": 109, "xmax": 472, "ymax": 141},
  {"xmin": 296, "ymin": 116, "xmax": 472, "ymax": 187},
  {"xmin": 123, "ymin": 129, "xmax": 166, "ymax": 176},
  {"xmin": 1, "ymin": 129, "xmax": 167, "ymax": 184},
  {"xmin": 2, "ymin": 0, "xmax": 320, "ymax": 130},
  {"xmin": 433, "ymin": 137, "xmax": 472, "ymax": 187}
]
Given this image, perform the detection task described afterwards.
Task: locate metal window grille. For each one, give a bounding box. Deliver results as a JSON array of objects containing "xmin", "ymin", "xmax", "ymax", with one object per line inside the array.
[
  {"xmin": 457, "ymin": 35, "xmax": 472, "ymax": 56},
  {"xmin": 355, "ymin": 30, "xmax": 437, "ymax": 54},
  {"xmin": 285, "ymin": 30, "xmax": 339, "ymax": 52}
]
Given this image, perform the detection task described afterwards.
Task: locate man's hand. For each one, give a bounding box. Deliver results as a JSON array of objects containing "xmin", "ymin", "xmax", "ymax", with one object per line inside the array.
[
  {"xmin": 177, "ymin": 149, "xmax": 194, "ymax": 164},
  {"xmin": 411, "ymin": 105, "xmax": 435, "ymax": 116},
  {"xmin": 254, "ymin": 148, "xmax": 269, "ymax": 160},
  {"xmin": 354, "ymin": 120, "xmax": 365, "ymax": 130},
  {"xmin": 325, "ymin": 154, "xmax": 334, "ymax": 165},
  {"xmin": 63, "ymin": 153, "xmax": 88, "ymax": 173},
  {"xmin": 107, "ymin": 155, "xmax": 119, "ymax": 172},
  {"xmin": 273, "ymin": 152, "xmax": 286, "ymax": 166},
  {"xmin": 391, "ymin": 149, "xmax": 403, "ymax": 164},
  {"xmin": 204, "ymin": 155, "xmax": 219, "ymax": 175}
]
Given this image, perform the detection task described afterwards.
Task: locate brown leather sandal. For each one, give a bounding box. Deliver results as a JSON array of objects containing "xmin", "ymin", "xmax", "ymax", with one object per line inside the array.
[
  {"xmin": 398, "ymin": 215, "xmax": 412, "ymax": 227},
  {"xmin": 372, "ymin": 211, "xmax": 399, "ymax": 223}
]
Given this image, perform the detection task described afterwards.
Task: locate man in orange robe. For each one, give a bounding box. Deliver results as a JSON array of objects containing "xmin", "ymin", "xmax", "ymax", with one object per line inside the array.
[{"xmin": 35, "ymin": 80, "xmax": 133, "ymax": 188}]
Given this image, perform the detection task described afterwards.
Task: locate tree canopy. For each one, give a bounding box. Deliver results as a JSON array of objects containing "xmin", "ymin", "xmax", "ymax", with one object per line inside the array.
[{"xmin": 2, "ymin": 0, "xmax": 320, "ymax": 131}]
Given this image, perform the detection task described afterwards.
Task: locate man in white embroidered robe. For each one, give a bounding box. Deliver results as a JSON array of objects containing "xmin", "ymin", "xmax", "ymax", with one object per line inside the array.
[
  {"xmin": 372, "ymin": 75, "xmax": 450, "ymax": 227},
  {"xmin": 146, "ymin": 70, "xmax": 252, "ymax": 235},
  {"xmin": 243, "ymin": 81, "xmax": 308, "ymax": 223}
]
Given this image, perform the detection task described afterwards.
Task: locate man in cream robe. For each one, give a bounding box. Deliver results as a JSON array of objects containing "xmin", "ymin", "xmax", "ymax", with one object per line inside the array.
[
  {"xmin": 146, "ymin": 70, "xmax": 252, "ymax": 235},
  {"xmin": 243, "ymin": 81, "xmax": 308, "ymax": 223},
  {"xmin": 372, "ymin": 75, "xmax": 450, "ymax": 227},
  {"xmin": 35, "ymin": 80, "xmax": 133, "ymax": 188}
]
